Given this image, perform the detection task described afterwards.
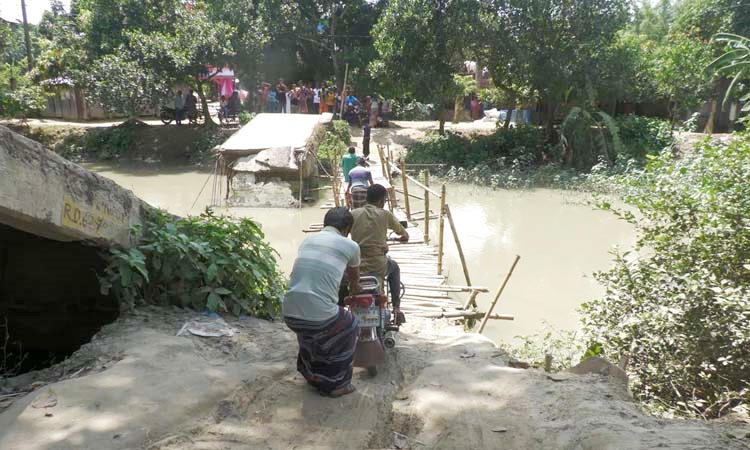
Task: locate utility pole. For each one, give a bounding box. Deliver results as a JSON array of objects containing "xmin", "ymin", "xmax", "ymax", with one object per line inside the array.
[{"xmin": 21, "ymin": 0, "xmax": 34, "ymax": 71}]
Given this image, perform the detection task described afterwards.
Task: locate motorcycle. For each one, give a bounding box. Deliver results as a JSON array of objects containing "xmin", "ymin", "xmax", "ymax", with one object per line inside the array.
[
  {"xmin": 159, "ymin": 106, "xmax": 204, "ymax": 125},
  {"xmin": 342, "ymin": 275, "xmax": 401, "ymax": 376}
]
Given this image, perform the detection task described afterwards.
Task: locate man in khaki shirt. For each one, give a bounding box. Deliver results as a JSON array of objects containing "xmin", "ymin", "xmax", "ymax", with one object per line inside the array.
[{"xmin": 350, "ymin": 184, "xmax": 409, "ymax": 321}]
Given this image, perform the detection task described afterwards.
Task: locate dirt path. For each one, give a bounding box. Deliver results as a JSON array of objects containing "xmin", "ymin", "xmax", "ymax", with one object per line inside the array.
[{"xmin": 1, "ymin": 308, "xmax": 747, "ymax": 450}]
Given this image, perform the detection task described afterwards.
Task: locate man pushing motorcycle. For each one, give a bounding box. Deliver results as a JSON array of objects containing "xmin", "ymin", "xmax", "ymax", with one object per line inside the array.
[{"xmin": 350, "ymin": 184, "xmax": 409, "ymax": 324}]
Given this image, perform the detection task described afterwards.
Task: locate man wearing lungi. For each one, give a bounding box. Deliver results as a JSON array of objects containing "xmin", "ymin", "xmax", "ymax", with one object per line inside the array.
[
  {"xmin": 346, "ymin": 157, "xmax": 373, "ymax": 209},
  {"xmin": 283, "ymin": 207, "xmax": 362, "ymax": 398}
]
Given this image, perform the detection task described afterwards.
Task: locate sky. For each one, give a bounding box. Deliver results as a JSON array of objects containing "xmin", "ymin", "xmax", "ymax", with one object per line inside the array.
[{"xmin": 0, "ymin": 0, "xmax": 70, "ymax": 25}]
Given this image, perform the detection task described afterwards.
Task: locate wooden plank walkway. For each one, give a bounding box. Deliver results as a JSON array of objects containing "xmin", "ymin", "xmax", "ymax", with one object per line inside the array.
[{"xmin": 303, "ymin": 144, "xmax": 506, "ymax": 322}]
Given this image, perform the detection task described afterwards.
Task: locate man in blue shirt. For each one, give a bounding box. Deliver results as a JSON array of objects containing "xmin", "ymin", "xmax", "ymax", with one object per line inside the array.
[{"xmin": 345, "ymin": 92, "xmax": 359, "ymax": 107}]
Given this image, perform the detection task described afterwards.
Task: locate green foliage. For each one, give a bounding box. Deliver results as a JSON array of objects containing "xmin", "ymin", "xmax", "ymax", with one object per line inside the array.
[
  {"xmin": 238, "ymin": 111, "xmax": 254, "ymax": 125},
  {"xmin": 0, "ymin": 65, "xmax": 48, "ymax": 119},
  {"xmin": 616, "ymin": 115, "xmax": 674, "ymax": 162},
  {"xmin": 315, "ymin": 120, "xmax": 351, "ymax": 168},
  {"xmin": 483, "ymin": 0, "xmax": 630, "ymax": 131},
  {"xmin": 88, "ymin": 50, "xmax": 167, "ymax": 118},
  {"xmin": 371, "ymin": 0, "xmax": 480, "ymax": 128},
  {"xmin": 407, "ymin": 126, "xmax": 545, "ymax": 169},
  {"xmin": 77, "ymin": 125, "xmax": 136, "ymax": 160},
  {"xmin": 102, "ymin": 209, "xmax": 285, "ymax": 318},
  {"xmin": 560, "ymin": 107, "xmax": 623, "ymax": 171},
  {"xmin": 391, "ymin": 98, "xmax": 435, "ymax": 121},
  {"xmin": 408, "ymin": 115, "xmax": 672, "ymax": 188},
  {"xmin": 708, "ymin": 33, "xmax": 750, "ymax": 113},
  {"xmin": 505, "ymin": 323, "xmax": 598, "ymax": 372},
  {"xmin": 582, "ymin": 135, "xmax": 750, "ymax": 418},
  {"xmin": 653, "ymin": 32, "xmax": 715, "ymax": 121}
]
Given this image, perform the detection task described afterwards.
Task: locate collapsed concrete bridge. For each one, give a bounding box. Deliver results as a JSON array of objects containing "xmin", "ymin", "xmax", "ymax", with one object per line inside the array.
[{"xmin": 0, "ymin": 125, "xmax": 149, "ymax": 366}]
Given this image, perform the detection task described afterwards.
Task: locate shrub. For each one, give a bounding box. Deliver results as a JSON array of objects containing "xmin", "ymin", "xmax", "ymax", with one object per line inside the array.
[
  {"xmin": 616, "ymin": 115, "xmax": 674, "ymax": 162},
  {"xmin": 314, "ymin": 120, "xmax": 351, "ymax": 172},
  {"xmin": 80, "ymin": 126, "xmax": 136, "ymax": 159},
  {"xmin": 239, "ymin": 111, "xmax": 253, "ymax": 125},
  {"xmin": 0, "ymin": 84, "xmax": 47, "ymax": 119},
  {"xmin": 101, "ymin": 209, "xmax": 285, "ymax": 318},
  {"xmin": 582, "ymin": 134, "xmax": 750, "ymax": 418},
  {"xmin": 391, "ymin": 98, "xmax": 435, "ymax": 121},
  {"xmin": 407, "ymin": 125, "xmax": 545, "ymax": 169}
]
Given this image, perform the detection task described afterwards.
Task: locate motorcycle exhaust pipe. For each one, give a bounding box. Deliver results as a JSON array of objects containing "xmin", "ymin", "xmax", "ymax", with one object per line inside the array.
[{"xmin": 383, "ymin": 331, "xmax": 396, "ymax": 349}]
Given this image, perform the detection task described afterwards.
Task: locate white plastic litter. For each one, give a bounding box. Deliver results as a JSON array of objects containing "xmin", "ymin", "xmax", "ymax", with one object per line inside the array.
[{"xmin": 177, "ymin": 316, "xmax": 238, "ymax": 337}]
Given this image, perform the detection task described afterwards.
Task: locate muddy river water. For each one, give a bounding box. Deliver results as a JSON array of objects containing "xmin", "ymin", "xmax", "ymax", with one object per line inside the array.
[{"xmin": 85, "ymin": 163, "xmax": 634, "ymax": 345}]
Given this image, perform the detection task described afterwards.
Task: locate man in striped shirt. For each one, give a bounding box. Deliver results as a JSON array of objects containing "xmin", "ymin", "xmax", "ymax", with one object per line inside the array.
[{"xmin": 283, "ymin": 207, "xmax": 361, "ymax": 398}]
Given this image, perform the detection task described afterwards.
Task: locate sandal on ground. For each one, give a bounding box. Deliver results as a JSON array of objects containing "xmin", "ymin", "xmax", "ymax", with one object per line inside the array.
[
  {"xmin": 320, "ymin": 384, "xmax": 356, "ymax": 398},
  {"xmin": 395, "ymin": 311, "xmax": 406, "ymax": 325}
]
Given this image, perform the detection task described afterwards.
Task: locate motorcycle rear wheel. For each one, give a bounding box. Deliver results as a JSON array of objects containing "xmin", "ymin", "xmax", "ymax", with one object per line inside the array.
[
  {"xmin": 160, "ymin": 111, "xmax": 173, "ymax": 124},
  {"xmin": 366, "ymin": 366, "xmax": 378, "ymax": 377}
]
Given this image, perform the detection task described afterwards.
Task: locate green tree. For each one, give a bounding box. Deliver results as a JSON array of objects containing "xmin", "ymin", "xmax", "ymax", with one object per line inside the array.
[
  {"xmin": 371, "ymin": 0, "xmax": 480, "ymax": 134},
  {"xmin": 483, "ymin": 0, "xmax": 630, "ymax": 140},
  {"xmin": 653, "ymin": 32, "xmax": 714, "ymax": 124}
]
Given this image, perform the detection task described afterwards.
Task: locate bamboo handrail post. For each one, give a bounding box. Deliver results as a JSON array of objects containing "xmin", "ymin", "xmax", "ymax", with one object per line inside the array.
[
  {"xmin": 462, "ymin": 289, "xmax": 480, "ymax": 310},
  {"xmin": 377, "ymin": 144, "xmax": 387, "ymax": 180},
  {"xmin": 444, "ymin": 204, "xmax": 471, "ymax": 286},
  {"xmin": 423, "ymin": 170, "xmax": 430, "ymax": 244},
  {"xmin": 478, "ymin": 255, "xmax": 521, "ymax": 334},
  {"xmin": 437, "ymin": 184, "xmax": 446, "ymax": 275},
  {"xmin": 391, "ymin": 164, "xmax": 442, "ymax": 198},
  {"xmin": 399, "ymin": 158, "xmax": 412, "ymax": 219}
]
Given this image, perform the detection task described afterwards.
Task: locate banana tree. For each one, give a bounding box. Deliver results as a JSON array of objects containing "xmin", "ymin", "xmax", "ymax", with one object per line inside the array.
[{"xmin": 708, "ymin": 33, "xmax": 750, "ymax": 115}]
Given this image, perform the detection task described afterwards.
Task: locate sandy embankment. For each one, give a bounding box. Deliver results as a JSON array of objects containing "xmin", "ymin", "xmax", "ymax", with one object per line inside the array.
[{"xmin": 0, "ymin": 306, "xmax": 747, "ymax": 450}]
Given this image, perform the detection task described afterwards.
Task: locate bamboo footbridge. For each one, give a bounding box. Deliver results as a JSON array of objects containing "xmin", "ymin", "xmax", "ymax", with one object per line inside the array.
[{"xmin": 304, "ymin": 142, "xmax": 518, "ymax": 329}]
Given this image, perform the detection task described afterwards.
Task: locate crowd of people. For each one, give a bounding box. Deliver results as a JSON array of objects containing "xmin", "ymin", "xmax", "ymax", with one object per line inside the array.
[{"xmin": 254, "ymin": 79, "xmax": 392, "ymax": 127}]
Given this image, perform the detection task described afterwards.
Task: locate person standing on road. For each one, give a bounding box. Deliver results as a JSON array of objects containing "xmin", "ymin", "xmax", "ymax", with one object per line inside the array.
[
  {"xmin": 312, "ymin": 84, "xmax": 321, "ymax": 114},
  {"xmin": 277, "ymin": 79, "xmax": 287, "ymax": 113},
  {"xmin": 185, "ymin": 89, "xmax": 198, "ymax": 122},
  {"xmin": 362, "ymin": 122, "xmax": 371, "ymax": 158},
  {"xmin": 283, "ymin": 207, "xmax": 361, "ymax": 398},
  {"xmin": 174, "ymin": 90, "xmax": 185, "ymax": 125},
  {"xmin": 326, "ymin": 88, "xmax": 336, "ymax": 115}
]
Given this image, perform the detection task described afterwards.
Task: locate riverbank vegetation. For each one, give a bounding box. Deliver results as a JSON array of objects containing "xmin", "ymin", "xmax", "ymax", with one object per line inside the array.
[
  {"xmin": 314, "ymin": 119, "xmax": 352, "ymax": 173},
  {"xmin": 406, "ymin": 115, "xmax": 674, "ymax": 189},
  {"xmin": 581, "ymin": 134, "xmax": 750, "ymax": 419},
  {"xmin": 101, "ymin": 209, "xmax": 285, "ymax": 318},
  {"xmin": 8, "ymin": 122, "xmax": 230, "ymax": 164}
]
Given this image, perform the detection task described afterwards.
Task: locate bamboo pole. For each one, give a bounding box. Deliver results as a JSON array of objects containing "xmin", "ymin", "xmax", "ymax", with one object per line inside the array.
[
  {"xmin": 298, "ymin": 156, "xmax": 303, "ymax": 208},
  {"xmin": 437, "ymin": 185, "xmax": 446, "ymax": 275},
  {"xmin": 444, "ymin": 204, "xmax": 471, "ymax": 286},
  {"xmin": 462, "ymin": 289, "xmax": 480, "ymax": 310},
  {"xmin": 339, "ymin": 63, "xmax": 349, "ymax": 118},
  {"xmin": 332, "ymin": 146, "xmax": 340, "ymax": 207},
  {"xmin": 399, "ymin": 158, "xmax": 412, "ymax": 219},
  {"xmin": 423, "ymin": 170, "xmax": 430, "ymax": 244},
  {"xmin": 391, "ymin": 164, "xmax": 442, "ymax": 198},
  {"xmin": 394, "ymin": 188, "xmax": 423, "ymax": 201},
  {"xmin": 478, "ymin": 255, "xmax": 521, "ymax": 334}
]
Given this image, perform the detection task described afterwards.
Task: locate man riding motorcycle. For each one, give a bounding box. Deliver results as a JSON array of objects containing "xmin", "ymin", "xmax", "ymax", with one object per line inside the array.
[{"xmin": 349, "ymin": 184, "xmax": 409, "ymax": 324}]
